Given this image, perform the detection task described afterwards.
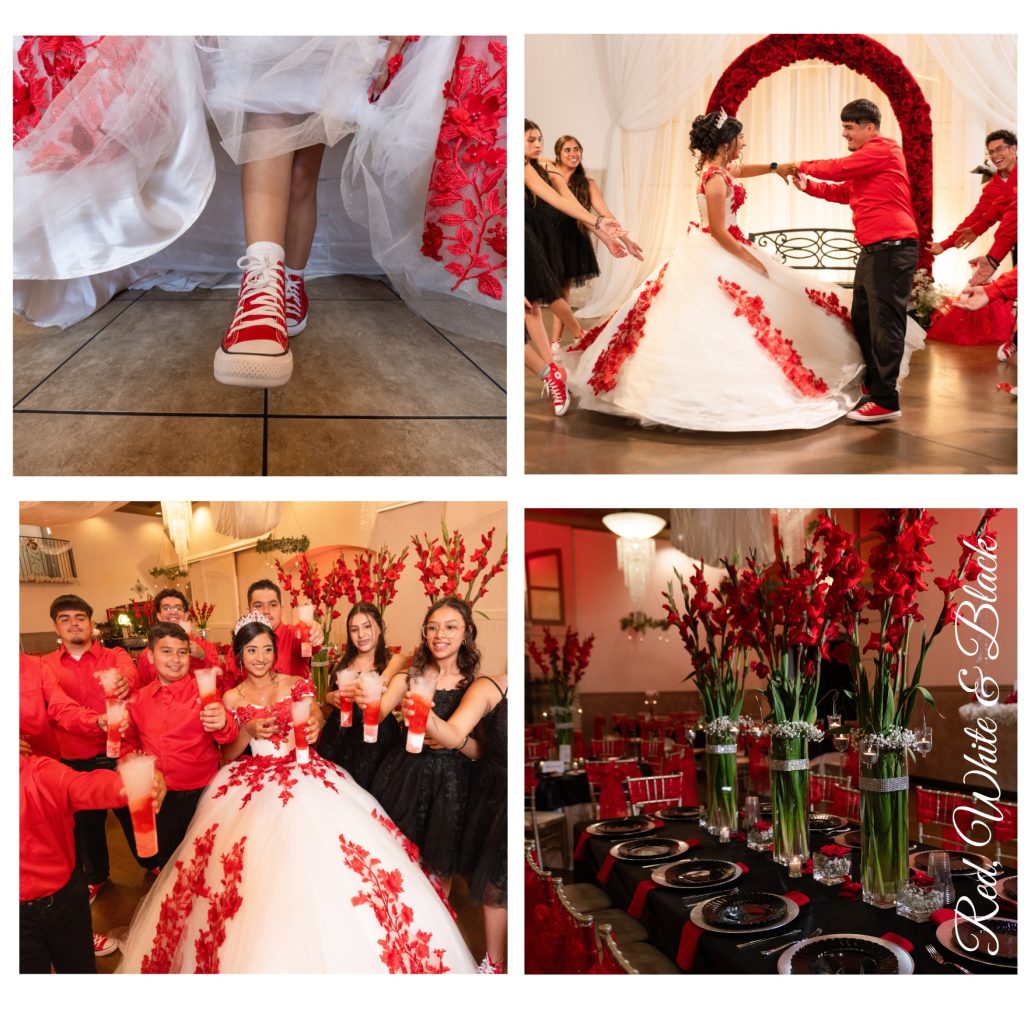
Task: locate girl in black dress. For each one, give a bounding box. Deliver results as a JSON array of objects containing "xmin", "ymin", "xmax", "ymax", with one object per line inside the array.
[
  {"xmin": 370, "ymin": 597, "xmax": 483, "ymax": 892},
  {"xmin": 409, "ymin": 672, "xmax": 507, "ymax": 973},
  {"xmin": 317, "ymin": 603, "xmax": 405, "ymax": 791}
]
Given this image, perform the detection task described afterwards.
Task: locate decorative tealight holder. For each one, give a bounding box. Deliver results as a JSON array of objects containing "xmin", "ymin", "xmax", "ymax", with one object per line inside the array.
[
  {"xmin": 747, "ymin": 822, "xmax": 773, "ymax": 852},
  {"xmin": 896, "ymin": 881, "xmax": 943, "ymax": 922},
  {"xmin": 813, "ymin": 847, "xmax": 852, "ymax": 886}
]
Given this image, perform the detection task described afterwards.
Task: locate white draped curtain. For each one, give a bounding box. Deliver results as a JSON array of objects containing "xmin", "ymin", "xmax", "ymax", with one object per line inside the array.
[
  {"xmin": 19, "ymin": 502, "xmax": 125, "ymax": 526},
  {"xmin": 526, "ymin": 34, "xmax": 1017, "ymax": 312}
]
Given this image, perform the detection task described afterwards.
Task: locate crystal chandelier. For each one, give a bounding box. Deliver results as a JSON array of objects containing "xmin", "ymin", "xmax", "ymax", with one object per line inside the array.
[
  {"xmin": 602, "ymin": 512, "xmax": 667, "ymax": 604},
  {"xmin": 160, "ymin": 501, "xmax": 193, "ymax": 571}
]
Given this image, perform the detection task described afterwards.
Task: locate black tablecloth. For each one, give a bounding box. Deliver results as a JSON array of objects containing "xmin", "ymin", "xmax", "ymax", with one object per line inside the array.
[
  {"xmin": 535, "ymin": 771, "xmax": 591, "ymax": 811},
  {"xmin": 572, "ymin": 818, "xmax": 1016, "ymax": 974}
]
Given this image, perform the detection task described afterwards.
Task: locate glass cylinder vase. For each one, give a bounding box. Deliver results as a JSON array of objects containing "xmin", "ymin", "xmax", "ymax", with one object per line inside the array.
[
  {"xmin": 859, "ymin": 748, "xmax": 910, "ymax": 909},
  {"xmin": 705, "ymin": 742, "xmax": 738, "ymax": 834},
  {"xmin": 551, "ymin": 705, "xmax": 574, "ymax": 762},
  {"xmin": 770, "ymin": 734, "xmax": 810, "ymax": 866},
  {"xmin": 310, "ymin": 651, "xmax": 331, "ymax": 706}
]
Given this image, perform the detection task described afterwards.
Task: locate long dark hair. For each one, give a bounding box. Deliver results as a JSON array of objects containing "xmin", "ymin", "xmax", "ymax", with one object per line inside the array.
[
  {"xmin": 689, "ymin": 111, "xmax": 743, "ymax": 171},
  {"xmin": 412, "ymin": 596, "xmax": 480, "ymax": 688},
  {"xmin": 334, "ymin": 603, "xmax": 389, "ymax": 677},
  {"xmin": 554, "ymin": 135, "xmax": 592, "ymax": 211},
  {"xmin": 232, "ymin": 620, "xmax": 278, "ymax": 669},
  {"xmin": 525, "ymin": 118, "xmax": 554, "ymax": 203}
]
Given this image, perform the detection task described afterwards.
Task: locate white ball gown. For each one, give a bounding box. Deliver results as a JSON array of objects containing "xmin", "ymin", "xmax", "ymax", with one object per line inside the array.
[
  {"xmin": 117, "ymin": 682, "xmax": 476, "ymax": 974},
  {"xmin": 561, "ymin": 166, "xmax": 924, "ymax": 431}
]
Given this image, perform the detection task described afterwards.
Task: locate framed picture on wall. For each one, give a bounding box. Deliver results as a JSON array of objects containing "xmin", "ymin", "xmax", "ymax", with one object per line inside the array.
[{"xmin": 526, "ymin": 548, "xmax": 564, "ymax": 625}]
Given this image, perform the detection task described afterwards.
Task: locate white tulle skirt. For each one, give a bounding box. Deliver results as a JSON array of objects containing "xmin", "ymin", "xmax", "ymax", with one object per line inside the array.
[
  {"xmin": 562, "ymin": 230, "xmax": 924, "ymax": 432},
  {"xmin": 117, "ymin": 753, "xmax": 476, "ymax": 974}
]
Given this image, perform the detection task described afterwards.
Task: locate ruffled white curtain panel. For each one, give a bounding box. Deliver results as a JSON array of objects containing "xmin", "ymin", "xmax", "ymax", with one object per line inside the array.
[
  {"xmin": 19, "ymin": 502, "xmax": 126, "ymax": 527},
  {"xmin": 668, "ymin": 508, "xmax": 813, "ymax": 565},
  {"xmin": 211, "ymin": 502, "xmax": 283, "ymax": 540}
]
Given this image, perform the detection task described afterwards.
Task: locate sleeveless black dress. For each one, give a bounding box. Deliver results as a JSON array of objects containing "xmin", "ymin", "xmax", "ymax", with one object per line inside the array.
[
  {"xmin": 556, "ymin": 211, "xmax": 600, "ymax": 288},
  {"xmin": 371, "ymin": 687, "xmax": 470, "ymax": 877},
  {"xmin": 457, "ymin": 678, "xmax": 507, "ymax": 906},
  {"xmin": 525, "ymin": 185, "xmax": 563, "ymax": 304},
  {"xmin": 318, "ymin": 687, "xmax": 401, "ymax": 792}
]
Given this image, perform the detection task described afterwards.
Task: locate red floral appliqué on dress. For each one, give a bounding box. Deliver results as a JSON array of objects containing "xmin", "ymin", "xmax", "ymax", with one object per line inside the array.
[
  {"xmin": 212, "ymin": 753, "xmax": 342, "ymax": 809},
  {"xmin": 586, "ymin": 263, "xmax": 669, "ymax": 395},
  {"xmin": 717, "ymin": 277, "xmax": 829, "ymax": 397},
  {"xmin": 371, "ymin": 809, "xmax": 457, "ymax": 920},
  {"xmin": 339, "ymin": 833, "xmax": 451, "ymax": 973},
  {"xmin": 13, "ymin": 36, "xmax": 96, "ymax": 143},
  {"xmin": 194, "ymin": 836, "xmax": 247, "ymax": 974},
  {"xmin": 421, "ymin": 38, "xmax": 506, "ymax": 300},
  {"xmin": 805, "ymin": 287, "xmax": 853, "ymax": 327},
  {"xmin": 140, "ymin": 824, "xmax": 218, "ymax": 973},
  {"xmin": 566, "ymin": 320, "xmax": 609, "ymax": 353}
]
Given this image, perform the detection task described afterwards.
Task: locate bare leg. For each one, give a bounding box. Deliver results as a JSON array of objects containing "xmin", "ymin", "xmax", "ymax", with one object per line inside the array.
[
  {"xmin": 525, "ymin": 306, "xmax": 554, "ymax": 366},
  {"xmin": 284, "ymin": 144, "xmax": 326, "ymax": 270},
  {"xmin": 483, "ymin": 903, "xmax": 507, "ymax": 968},
  {"xmin": 549, "ymin": 297, "xmax": 580, "ymax": 339},
  {"xmin": 550, "ymin": 284, "xmax": 571, "ymax": 344},
  {"xmin": 241, "ymin": 152, "xmax": 294, "ymax": 246}
]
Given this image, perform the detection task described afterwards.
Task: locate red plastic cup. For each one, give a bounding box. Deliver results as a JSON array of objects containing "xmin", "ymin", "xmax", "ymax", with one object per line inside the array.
[
  {"xmin": 296, "ymin": 605, "xmax": 315, "ymax": 660},
  {"xmin": 95, "ymin": 667, "xmax": 120, "ymax": 699},
  {"xmin": 195, "ymin": 667, "xmax": 220, "ymax": 709},
  {"xmin": 291, "ymin": 696, "xmax": 312, "ymax": 764},
  {"xmin": 361, "ymin": 672, "xmax": 384, "ymax": 743},
  {"xmin": 405, "ymin": 673, "xmax": 438, "ymax": 754},
  {"xmin": 335, "ymin": 668, "xmax": 357, "ymax": 729},
  {"xmin": 105, "ymin": 700, "xmax": 125, "ymax": 759},
  {"xmin": 119, "ymin": 755, "xmax": 157, "ymax": 859}
]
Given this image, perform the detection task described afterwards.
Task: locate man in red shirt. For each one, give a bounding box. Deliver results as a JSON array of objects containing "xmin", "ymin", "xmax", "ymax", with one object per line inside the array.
[
  {"xmin": 41, "ymin": 595, "xmax": 138, "ymax": 897},
  {"xmin": 113, "ymin": 622, "xmax": 238, "ymax": 870},
  {"xmin": 223, "ymin": 578, "xmax": 324, "ymax": 685},
  {"xmin": 20, "ymin": 754, "xmax": 165, "ymax": 973},
  {"xmin": 135, "ymin": 588, "xmax": 222, "ymax": 687},
  {"xmin": 780, "ymin": 99, "xmax": 919, "ymax": 424}
]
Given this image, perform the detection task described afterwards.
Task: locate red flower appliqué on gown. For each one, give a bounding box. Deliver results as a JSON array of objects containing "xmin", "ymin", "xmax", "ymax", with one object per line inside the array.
[
  {"xmin": 718, "ymin": 277, "xmax": 829, "ymax": 397},
  {"xmin": 13, "ymin": 36, "xmax": 96, "ymax": 143},
  {"xmin": 339, "ymin": 829, "xmax": 451, "ymax": 973},
  {"xmin": 587, "ymin": 263, "xmax": 670, "ymax": 394},
  {"xmin": 805, "ymin": 287, "xmax": 853, "ymax": 327},
  {"xmin": 421, "ymin": 38, "xmax": 506, "ymax": 300},
  {"xmin": 140, "ymin": 824, "xmax": 247, "ymax": 974}
]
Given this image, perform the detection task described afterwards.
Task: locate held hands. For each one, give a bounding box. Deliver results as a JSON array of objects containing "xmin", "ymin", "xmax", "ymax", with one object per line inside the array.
[
  {"xmin": 774, "ymin": 162, "xmax": 798, "ymax": 183},
  {"xmin": 199, "ymin": 702, "xmax": 227, "ymax": 733}
]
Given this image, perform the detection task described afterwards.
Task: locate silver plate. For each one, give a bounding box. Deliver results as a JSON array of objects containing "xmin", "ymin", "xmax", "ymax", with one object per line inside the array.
[
  {"xmin": 935, "ymin": 916, "xmax": 1017, "ymax": 969},
  {"xmin": 778, "ymin": 933, "xmax": 914, "ymax": 975},
  {"xmin": 688, "ymin": 895, "xmax": 800, "ymax": 935}
]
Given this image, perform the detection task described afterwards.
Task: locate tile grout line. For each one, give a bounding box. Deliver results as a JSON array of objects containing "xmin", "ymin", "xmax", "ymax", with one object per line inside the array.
[
  {"xmin": 14, "ymin": 408, "xmax": 506, "ymax": 421},
  {"xmin": 13, "ymin": 293, "xmax": 147, "ymax": 408},
  {"xmin": 261, "ymin": 390, "xmax": 269, "ymax": 477}
]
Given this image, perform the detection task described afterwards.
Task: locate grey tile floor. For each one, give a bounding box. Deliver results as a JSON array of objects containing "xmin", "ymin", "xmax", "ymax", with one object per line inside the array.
[
  {"xmin": 14, "ymin": 277, "xmax": 506, "ymax": 476},
  {"xmin": 526, "ymin": 329, "xmax": 1016, "ymax": 475}
]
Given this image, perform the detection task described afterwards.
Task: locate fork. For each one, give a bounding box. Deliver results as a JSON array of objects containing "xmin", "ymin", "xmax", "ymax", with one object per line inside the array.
[
  {"xmin": 926, "ymin": 943, "xmax": 973, "ymax": 974},
  {"xmin": 736, "ymin": 927, "xmax": 801, "ymax": 950},
  {"xmin": 760, "ymin": 927, "xmax": 822, "ymax": 955},
  {"xmin": 683, "ymin": 886, "xmax": 738, "ymax": 906}
]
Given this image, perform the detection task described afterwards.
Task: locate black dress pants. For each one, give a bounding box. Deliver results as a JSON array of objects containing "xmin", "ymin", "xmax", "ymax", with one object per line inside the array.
[
  {"xmin": 113, "ymin": 785, "xmax": 204, "ymax": 871},
  {"xmin": 850, "ymin": 241, "xmax": 918, "ymax": 410},
  {"xmin": 62, "ymin": 754, "xmax": 117, "ymax": 885},
  {"xmin": 20, "ymin": 873, "xmax": 96, "ymax": 974}
]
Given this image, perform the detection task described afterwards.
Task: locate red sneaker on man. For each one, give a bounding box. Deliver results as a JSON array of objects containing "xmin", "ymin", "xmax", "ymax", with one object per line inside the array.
[
  {"xmin": 997, "ymin": 339, "xmax": 1016, "ymax": 362},
  {"xmin": 214, "ymin": 245, "xmax": 293, "ymax": 388},
  {"xmin": 846, "ymin": 401, "xmax": 901, "ymax": 423},
  {"xmin": 93, "ymin": 932, "xmax": 118, "ymax": 956},
  {"xmin": 542, "ymin": 363, "xmax": 570, "ymax": 416},
  {"xmin": 284, "ymin": 270, "xmax": 309, "ymax": 337}
]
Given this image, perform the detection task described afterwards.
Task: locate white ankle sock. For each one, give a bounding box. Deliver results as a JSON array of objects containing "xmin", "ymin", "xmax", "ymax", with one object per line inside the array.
[
  {"xmin": 284, "ymin": 265, "xmax": 305, "ymax": 279},
  {"xmin": 246, "ymin": 241, "xmax": 285, "ymax": 263}
]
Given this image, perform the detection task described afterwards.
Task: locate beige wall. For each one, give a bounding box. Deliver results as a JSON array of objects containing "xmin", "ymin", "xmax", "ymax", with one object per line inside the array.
[{"xmin": 21, "ymin": 502, "xmax": 508, "ymax": 675}]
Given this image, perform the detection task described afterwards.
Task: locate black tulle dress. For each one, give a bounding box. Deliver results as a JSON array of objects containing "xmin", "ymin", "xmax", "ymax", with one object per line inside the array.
[
  {"xmin": 318, "ymin": 695, "xmax": 402, "ymax": 792},
  {"xmin": 556, "ymin": 212, "xmax": 600, "ymax": 288},
  {"xmin": 371, "ymin": 687, "xmax": 470, "ymax": 877},
  {"xmin": 525, "ymin": 185, "xmax": 563, "ymax": 304},
  {"xmin": 457, "ymin": 678, "xmax": 507, "ymax": 906}
]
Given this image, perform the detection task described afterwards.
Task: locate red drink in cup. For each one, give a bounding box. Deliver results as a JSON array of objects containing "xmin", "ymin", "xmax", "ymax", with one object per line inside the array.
[
  {"xmin": 361, "ymin": 672, "xmax": 384, "ymax": 743},
  {"xmin": 335, "ymin": 668, "xmax": 357, "ymax": 728},
  {"xmin": 119, "ymin": 754, "xmax": 157, "ymax": 859},
  {"xmin": 405, "ymin": 672, "xmax": 437, "ymax": 754},
  {"xmin": 96, "ymin": 667, "xmax": 120, "ymax": 700},
  {"xmin": 296, "ymin": 605, "xmax": 315, "ymax": 660},
  {"xmin": 105, "ymin": 700, "xmax": 125, "ymax": 759},
  {"xmin": 195, "ymin": 667, "xmax": 220, "ymax": 708},
  {"xmin": 291, "ymin": 696, "xmax": 312, "ymax": 764}
]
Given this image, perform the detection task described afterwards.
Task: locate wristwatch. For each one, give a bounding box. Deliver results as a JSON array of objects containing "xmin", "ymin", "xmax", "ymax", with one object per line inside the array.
[{"xmin": 770, "ymin": 162, "xmax": 778, "ymax": 171}]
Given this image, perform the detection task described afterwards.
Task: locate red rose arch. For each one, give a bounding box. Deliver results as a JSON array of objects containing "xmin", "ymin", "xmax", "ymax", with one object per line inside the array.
[{"xmin": 707, "ymin": 34, "xmax": 933, "ymax": 270}]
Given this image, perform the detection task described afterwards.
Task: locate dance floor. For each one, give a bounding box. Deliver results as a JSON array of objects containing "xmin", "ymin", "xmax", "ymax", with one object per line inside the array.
[
  {"xmin": 525, "ymin": 339, "xmax": 1016, "ymax": 475},
  {"xmin": 13, "ymin": 277, "xmax": 506, "ymax": 476},
  {"xmin": 92, "ymin": 812, "xmax": 485, "ymax": 973}
]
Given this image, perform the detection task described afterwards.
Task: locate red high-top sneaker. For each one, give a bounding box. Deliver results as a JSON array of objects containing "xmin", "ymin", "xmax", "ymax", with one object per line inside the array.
[{"xmin": 285, "ymin": 271, "xmax": 309, "ymax": 337}]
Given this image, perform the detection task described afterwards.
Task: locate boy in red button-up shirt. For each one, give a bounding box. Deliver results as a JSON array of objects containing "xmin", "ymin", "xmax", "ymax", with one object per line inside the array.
[
  {"xmin": 20, "ymin": 754, "xmax": 165, "ymax": 973},
  {"xmin": 114, "ymin": 622, "xmax": 238, "ymax": 870},
  {"xmin": 41, "ymin": 594, "xmax": 138, "ymax": 890}
]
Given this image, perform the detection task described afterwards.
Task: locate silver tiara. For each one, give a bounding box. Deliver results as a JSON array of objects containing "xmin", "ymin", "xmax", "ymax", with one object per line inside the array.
[
  {"xmin": 713, "ymin": 109, "xmax": 727, "ymax": 130},
  {"xmin": 233, "ymin": 610, "xmax": 273, "ymax": 636}
]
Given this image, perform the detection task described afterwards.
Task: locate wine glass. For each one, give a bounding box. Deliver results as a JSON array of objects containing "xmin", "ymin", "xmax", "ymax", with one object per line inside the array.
[
  {"xmin": 915, "ymin": 726, "xmax": 933, "ymax": 755},
  {"xmin": 834, "ymin": 732, "xmax": 850, "ymax": 754}
]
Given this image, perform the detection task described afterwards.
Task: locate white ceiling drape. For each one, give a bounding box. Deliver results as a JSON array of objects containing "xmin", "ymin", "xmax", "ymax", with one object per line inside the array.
[
  {"xmin": 211, "ymin": 502, "xmax": 283, "ymax": 540},
  {"xmin": 19, "ymin": 502, "xmax": 125, "ymax": 526},
  {"xmin": 669, "ymin": 508, "xmax": 814, "ymax": 564}
]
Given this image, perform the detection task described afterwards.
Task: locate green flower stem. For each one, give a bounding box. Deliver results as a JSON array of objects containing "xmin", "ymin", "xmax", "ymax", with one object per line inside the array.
[
  {"xmin": 770, "ymin": 735, "xmax": 810, "ymax": 865},
  {"xmin": 706, "ymin": 750, "xmax": 737, "ymax": 832},
  {"xmin": 310, "ymin": 653, "xmax": 331, "ymax": 707},
  {"xmin": 860, "ymin": 750, "xmax": 909, "ymax": 909}
]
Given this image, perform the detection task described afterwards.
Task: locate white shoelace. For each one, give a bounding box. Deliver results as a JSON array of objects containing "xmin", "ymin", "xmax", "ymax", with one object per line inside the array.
[
  {"xmin": 284, "ymin": 273, "xmax": 303, "ymax": 311},
  {"xmin": 227, "ymin": 254, "xmax": 285, "ymax": 336}
]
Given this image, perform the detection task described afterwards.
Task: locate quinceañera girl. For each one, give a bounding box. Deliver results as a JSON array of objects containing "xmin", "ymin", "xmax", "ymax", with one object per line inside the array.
[
  {"xmin": 561, "ymin": 111, "xmax": 923, "ymax": 431},
  {"xmin": 117, "ymin": 613, "xmax": 475, "ymax": 973}
]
